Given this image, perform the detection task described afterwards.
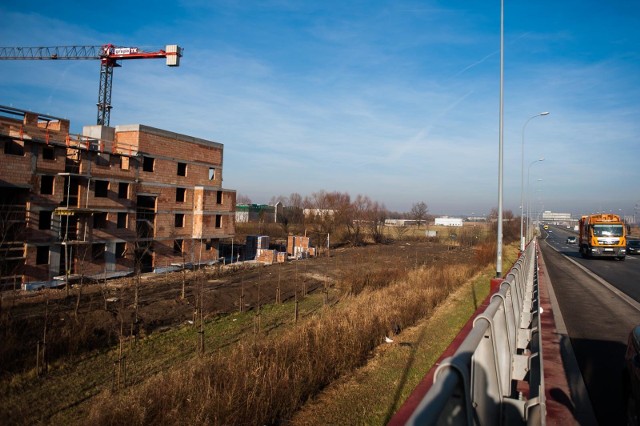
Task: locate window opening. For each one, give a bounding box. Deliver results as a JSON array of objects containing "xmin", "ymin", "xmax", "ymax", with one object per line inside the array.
[
  {"xmin": 40, "ymin": 175, "xmax": 54, "ymax": 195},
  {"xmin": 173, "ymin": 239, "xmax": 183, "ymax": 254},
  {"xmin": 118, "ymin": 182, "xmax": 129, "ymax": 199},
  {"xmin": 36, "ymin": 246, "xmax": 50, "ymax": 265},
  {"xmin": 96, "ymin": 153, "xmax": 110, "ymax": 167},
  {"xmin": 117, "ymin": 212, "xmax": 127, "ymax": 229},
  {"xmin": 39, "ymin": 210, "xmax": 52, "ymax": 230},
  {"xmin": 4, "ymin": 139, "xmax": 24, "ymax": 156},
  {"xmin": 42, "ymin": 146, "xmax": 56, "ymax": 160},
  {"xmin": 92, "ymin": 243, "xmax": 105, "ymax": 260},
  {"xmin": 95, "ymin": 180, "xmax": 109, "ymax": 197},
  {"xmin": 93, "ymin": 212, "xmax": 108, "ymax": 229},
  {"xmin": 143, "ymin": 156, "xmax": 155, "ymax": 172},
  {"xmin": 115, "ymin": 242, "xmax": 126, "ymax": 259},
  {"xmin": 177, "ymin": 162, "xmax": 187, "ymax": 176},
  {"xmin": 176, "ymin": 187, "xmax": 186, "ymax": 203}
]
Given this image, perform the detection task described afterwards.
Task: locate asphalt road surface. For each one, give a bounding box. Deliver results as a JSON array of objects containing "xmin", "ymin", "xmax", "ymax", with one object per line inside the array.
[{"xmin": 539, "ymin": 226, "xmax": 640, "ymax": 424}]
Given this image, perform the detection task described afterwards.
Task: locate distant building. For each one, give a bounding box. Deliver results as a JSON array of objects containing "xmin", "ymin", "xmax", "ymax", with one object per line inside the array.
[
  {"xmin": 435, "ymin": 217, "xmax": 463, "ymax": 227},
  {"xmin": 385, "ymin": 219, "xmax": 419, "ymax": 226},
  {"xmin": 303, "ymin": 208, "xmax": 335, "ymax": 218},
  {"xmin": 541, "ymin": 211, "xmax": 572, "ymax": 221},
  {"xmin": 235, "ymin": 204, "xmax": 276, "ymax": 223},
  {"xmin": 466, "ymin": 216, "xmax": 487, "ymax": 222}
]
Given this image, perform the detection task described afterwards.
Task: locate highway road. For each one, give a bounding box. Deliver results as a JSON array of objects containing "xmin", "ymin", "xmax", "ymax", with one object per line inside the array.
[{"xmin": 539, "ymin": 225, "xmax": 640, "ymax": 424}]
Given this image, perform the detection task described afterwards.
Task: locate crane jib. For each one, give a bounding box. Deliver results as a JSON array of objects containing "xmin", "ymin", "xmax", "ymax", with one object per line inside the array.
[{"xmin": 0, "ymin": 44, "xmax": 182, "ymax": 126}]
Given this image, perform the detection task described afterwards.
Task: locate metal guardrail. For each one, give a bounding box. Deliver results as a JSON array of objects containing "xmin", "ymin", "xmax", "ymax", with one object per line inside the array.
[{"xmin": 405, "ymin": 241, "xmax": 543, "ymax": 425}]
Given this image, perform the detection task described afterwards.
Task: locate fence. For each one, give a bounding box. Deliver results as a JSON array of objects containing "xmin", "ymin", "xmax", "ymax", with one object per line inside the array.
[{"xmin": 403, "ymin": 241, "xmax": 543, "ymax": 425}]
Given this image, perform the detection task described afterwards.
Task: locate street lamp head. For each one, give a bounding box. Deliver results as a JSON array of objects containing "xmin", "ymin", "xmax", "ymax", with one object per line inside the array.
[
  {"xmin": 538, "ymin": 157, "xmax": 545, "ymax": 162},
  {"xmin": 540, "ymin": 112, "xmax": 550, "ymax": 116}
]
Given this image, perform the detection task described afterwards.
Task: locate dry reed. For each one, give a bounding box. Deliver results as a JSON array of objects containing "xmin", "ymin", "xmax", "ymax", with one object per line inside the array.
[{"xmin": 87, "ymin": 263, "xmax": 475, "ymax": 425}]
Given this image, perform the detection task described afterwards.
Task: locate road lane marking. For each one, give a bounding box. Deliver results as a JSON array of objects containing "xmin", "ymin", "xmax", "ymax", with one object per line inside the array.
[{"xmin": 544, "ymin": 240, "xmax": 640, "ymax": 312}]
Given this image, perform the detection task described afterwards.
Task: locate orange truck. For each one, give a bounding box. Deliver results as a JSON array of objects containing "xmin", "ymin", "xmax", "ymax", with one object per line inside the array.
[{"xmin": 579, "ymin": 213, "xmax": 626, "ymax": 260}]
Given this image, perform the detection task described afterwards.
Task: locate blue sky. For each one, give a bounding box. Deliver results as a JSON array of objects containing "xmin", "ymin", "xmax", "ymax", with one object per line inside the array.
[{"xmin": 1, "ymin": 1, "xmax": 639, "ymax": 218}]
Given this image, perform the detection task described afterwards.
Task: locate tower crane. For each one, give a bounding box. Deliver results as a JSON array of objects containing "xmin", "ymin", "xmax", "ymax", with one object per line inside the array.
[{"xmin": 0, "ymin": 44, "xmax": 182, "ymax": 126}]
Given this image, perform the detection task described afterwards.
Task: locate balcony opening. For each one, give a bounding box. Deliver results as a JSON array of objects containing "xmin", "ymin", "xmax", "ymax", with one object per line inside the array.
[
  {"xmin": 61, "ymin": 176, "xmax": 80, "ymax": 207},
  {"xmin": 60, "ymin": 216, "xmax": 78, "ymax": 240},
  {"xmin": 136, "ymin": 195, "xmax": 156, "ymax": 239}
]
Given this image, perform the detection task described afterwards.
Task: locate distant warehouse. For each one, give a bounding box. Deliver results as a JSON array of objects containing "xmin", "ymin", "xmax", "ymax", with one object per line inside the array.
[{"xmin": 434, "ymin": 217, "xmax": 463, "ymax": 227}]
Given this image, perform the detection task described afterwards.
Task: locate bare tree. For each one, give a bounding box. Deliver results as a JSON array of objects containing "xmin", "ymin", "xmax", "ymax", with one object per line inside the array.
[
  {"xmin": 365, "ymin": 200, "xmax": 388, "ymax": 244},
  {"xmin": 236, "ymin": 194, "xmax": 252, "ymax": 204},
  {"xmin": 304, "ymin": 190, "xmax": 351, "ymax": 239},
  {"xmin": 410, "ymin": 202, "xmax": 429, "ymax": 228},
  {"xmin": 344, "ymin": 195, "xmax": 368, "ymax": 246}
]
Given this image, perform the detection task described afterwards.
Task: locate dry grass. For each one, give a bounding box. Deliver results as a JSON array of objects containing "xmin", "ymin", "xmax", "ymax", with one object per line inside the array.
[
  {"xmin": 86, "ymin": 264, "xmax": 476, "ymax": 425},
  {"xmin": 289, "ymin": 243, "xmax": 519, "ymax": 425}
]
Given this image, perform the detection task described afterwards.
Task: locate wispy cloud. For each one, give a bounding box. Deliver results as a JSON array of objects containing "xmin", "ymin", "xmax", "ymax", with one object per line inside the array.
[{"xmin": 1, "ymin": 1, "xmax": 639, "ymax": 214}]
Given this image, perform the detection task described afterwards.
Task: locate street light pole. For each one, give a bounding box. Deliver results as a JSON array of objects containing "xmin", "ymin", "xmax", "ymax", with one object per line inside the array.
[
  {"xmin": 526, "ymin": 158, "xmax": 544, "ymax": 242},
  {"xmin": 496, "ymin": 0, "xmax": 505, "ymax": 278},
  {"xmin": 520, "ymin": 112, "xmax": 549, "ymax": 252}
]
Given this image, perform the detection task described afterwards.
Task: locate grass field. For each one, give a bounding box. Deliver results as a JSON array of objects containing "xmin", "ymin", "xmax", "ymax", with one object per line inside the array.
[{"xmin": 1, "ymin": 235, "xmax": 518, "ymax": 425}]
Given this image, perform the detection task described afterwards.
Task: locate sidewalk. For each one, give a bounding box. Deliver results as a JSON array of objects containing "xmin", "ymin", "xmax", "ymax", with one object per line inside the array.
[{"xmin": 537, "ymin": 245, "xmax": 597, "ymax": 425}]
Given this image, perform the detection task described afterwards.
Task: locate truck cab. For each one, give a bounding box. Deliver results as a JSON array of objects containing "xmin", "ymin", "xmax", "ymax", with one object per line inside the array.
[{"xmin": 579, "ymin": 214, "xmax": 626, "ymax": 260}]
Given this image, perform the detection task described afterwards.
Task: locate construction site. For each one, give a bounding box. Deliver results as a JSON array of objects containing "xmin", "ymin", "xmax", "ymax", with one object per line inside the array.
[{"xmin": 0, "ymin": 105, "xmax": 236, "ymax": 290}]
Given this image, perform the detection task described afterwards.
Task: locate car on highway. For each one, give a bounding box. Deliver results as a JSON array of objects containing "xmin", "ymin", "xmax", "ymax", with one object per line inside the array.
[
  {"xmin": 566, "ymin": 236, "xmax": 577, "ymax": 244},
  {"xmin": 624, "ymin": 325, "xmax": 640, "ymax": 424},
  {"xmin": 627, "ymin": 239, "xmax": 640, "ymax": 255}
]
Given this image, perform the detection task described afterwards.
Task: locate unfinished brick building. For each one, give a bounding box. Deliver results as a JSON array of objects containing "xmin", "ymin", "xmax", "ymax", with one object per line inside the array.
[{"xmin": 0, "ymin": 105, "xmax": 235, "ymax": 290}]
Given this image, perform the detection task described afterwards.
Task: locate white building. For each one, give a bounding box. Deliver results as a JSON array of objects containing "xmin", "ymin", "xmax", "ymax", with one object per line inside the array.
[
  {"xmin": 385, "ymin": 219, "xmax": 419, "ymax": 226},
  {"xmin": 541, "ymin": 211, "xmax": 572, "ymax": 221},
  {"xmin": 435, "ymin": 217, "xmax": 463, "ymax": 227}
]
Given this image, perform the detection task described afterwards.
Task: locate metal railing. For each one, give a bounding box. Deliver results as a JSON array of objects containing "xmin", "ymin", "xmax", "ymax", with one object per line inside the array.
[{"xmin": 405, "ymin": 241, "xmax": 543, "ymax": 425}]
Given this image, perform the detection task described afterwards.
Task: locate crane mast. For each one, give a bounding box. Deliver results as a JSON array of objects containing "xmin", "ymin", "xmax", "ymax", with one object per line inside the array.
[{"xmin": 0, "ymin": 44, "xmax": 182, "ymax": 126}]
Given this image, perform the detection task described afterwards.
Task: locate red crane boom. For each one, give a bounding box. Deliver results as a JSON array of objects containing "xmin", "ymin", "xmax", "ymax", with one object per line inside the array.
[{"xmin": 0, "ymin": 44, "xmax": 182, "ymax": 126}]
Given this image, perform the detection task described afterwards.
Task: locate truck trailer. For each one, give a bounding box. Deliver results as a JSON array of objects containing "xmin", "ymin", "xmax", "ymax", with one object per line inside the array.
[{"xmin": 579, "ymin": 213, "xmax": 626, "ymax": 260}]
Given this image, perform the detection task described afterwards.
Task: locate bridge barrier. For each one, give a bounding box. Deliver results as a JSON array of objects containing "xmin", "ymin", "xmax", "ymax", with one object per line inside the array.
[{"xmin": 400, "ymin": 241, "xmax": 544, "ymax": 425}]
